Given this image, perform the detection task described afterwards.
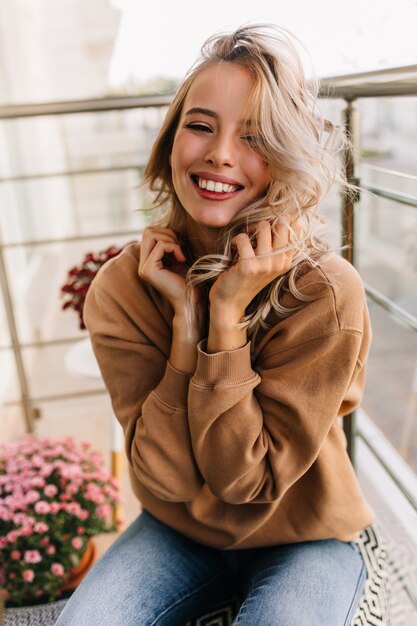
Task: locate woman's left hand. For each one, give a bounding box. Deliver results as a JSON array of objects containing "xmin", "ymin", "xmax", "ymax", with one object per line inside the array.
[{"xmin": 209, "ymin": 220, "xmax": 298, "ymax": 322}]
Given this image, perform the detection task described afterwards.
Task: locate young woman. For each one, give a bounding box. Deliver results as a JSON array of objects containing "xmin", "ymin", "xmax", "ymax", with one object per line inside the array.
[{"xmin": 57, "ymin": 23, "xmax": 374, "ymax": 626}]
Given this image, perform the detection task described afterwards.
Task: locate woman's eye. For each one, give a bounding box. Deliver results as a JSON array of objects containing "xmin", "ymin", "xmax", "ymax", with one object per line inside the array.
[{"xmin": 185, "ymin": 123, "xmax": 212, "ymax": 133}]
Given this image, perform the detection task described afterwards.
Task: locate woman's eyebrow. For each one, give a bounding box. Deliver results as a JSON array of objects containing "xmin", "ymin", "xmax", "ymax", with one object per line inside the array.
[
  {"xmin": 184, "ymin": 107, "xmax": 253, "ymax": 127},
  {"xmin": 184, "ymin": 107, "xmax": 218, "ymax": 118}
]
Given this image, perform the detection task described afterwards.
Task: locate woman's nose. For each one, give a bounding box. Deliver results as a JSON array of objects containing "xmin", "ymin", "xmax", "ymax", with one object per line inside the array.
[{"xmin": 204, "ymin": 133, "xmax": 236, "ymax": 168}]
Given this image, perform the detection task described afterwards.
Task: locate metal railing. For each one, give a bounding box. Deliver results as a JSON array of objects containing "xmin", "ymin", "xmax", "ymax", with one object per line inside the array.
[
  {"xmin": 319, "ymin": 65, "xmax": 417, "ymax": 467},
  {"xmin": 1, "ymin": 65, "xmax": 417, "ymax": 480}
]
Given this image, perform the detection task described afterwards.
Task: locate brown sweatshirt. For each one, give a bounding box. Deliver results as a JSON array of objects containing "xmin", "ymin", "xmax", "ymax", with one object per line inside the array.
[{"xmin": 83, "ymin": 242, "xmax": 374, "ymax": 549}]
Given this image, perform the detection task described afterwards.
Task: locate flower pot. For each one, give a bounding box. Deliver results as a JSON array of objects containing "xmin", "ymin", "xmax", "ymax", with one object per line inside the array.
[
  {"xmin": 3, "ymin": 539, "xmax": 96, "ymax": 625},
  {"xmin": 1, "ymin": 434, "xmax": 120, "ymax": 617}
]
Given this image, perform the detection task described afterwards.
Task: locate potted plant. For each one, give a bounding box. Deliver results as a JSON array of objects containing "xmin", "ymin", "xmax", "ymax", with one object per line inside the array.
[
  {"xmin": 60, "ymin": 244, "xmax": 130, "ymax": 329},
  {"xmin": 0, "ymin": 434, "xmax": 122, "ymax": 611}
]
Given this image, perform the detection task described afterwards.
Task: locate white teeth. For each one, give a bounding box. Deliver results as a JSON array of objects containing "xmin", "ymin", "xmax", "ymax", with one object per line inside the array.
[{"xmin": 197, "ymin": 177, "xmax": 239, "ymax": 193}]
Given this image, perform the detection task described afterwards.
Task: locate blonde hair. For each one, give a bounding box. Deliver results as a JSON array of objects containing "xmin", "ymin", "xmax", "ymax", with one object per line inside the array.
[{"xmin": 144, "ymin": 23, "xmax": 349, "ymax": 343}]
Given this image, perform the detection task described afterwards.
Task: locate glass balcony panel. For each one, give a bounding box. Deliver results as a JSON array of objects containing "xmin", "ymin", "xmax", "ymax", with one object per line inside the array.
[
  {"xmin": 0, "ymin": 108, "xmax": 168, "ymax": 179},
  {"xmin": 362, "ymin": 300, "xmax": 417, "ymax": 473},
  {"xmin": 358, "ymin": 97, "xmax": 417, "ymax": 177},
  {"xmin": 20, "ymin": 342, "xmax": 105, "ymax": 401},
  {"xmin": 356, "ymin": 178, "xmax": 417, "ymax": 310},
  {"xmin": 2, "ymin": 235, "xmax": 138, "ymax": 345},
  {"xmin": 0, "ymin": 170, "xmax": 149, "ymax": 246},
  {"xmin": 0, "ymin": 349, "xmax": 21, "ymax": 405},
  {"xmin": 0, "ymin": 276, "xmax": 11, "ymax": 349}
]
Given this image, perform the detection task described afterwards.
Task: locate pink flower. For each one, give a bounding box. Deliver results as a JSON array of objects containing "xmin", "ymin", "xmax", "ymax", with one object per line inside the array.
[
  {"xmin": 0, "ymin": 509, "xmax": 13, "ymax": 522},
  {"xmin": 24, "ymin": 550, "xmax": 42, "ymax": 564},
  {"xmin": 61, "ymin": 465, "xmax": 82, "ymax": 480},
  {"xmin": 65, "ymin": 502, "xmax": 82, "ymax": 515},
  {"xmin": 0, "ymin": 434, "xmax": 121, "ymax": 605},
  {"xmin": 39, "ymin": 463, "xmax": 54, "ymax": 478},
  {"xmin": 6, "ymin": 530, "xmax": 19, "ymax": 544},
  {"xmin": 85, "ymin": 491, "xmax": 105, "ymax": 504},
  {"xmin": 96, "ymin": 504, "xmax": 112, "ymax": 520},
  {"xmin": 25, "ymin": 490, "xmax": 41, "ymax": 504},
  {"xmin": 22, "ymin": 569, "xmax": 35, "ymax": 582},
  {"xmin": 71, "ymin": 537, "xmax": 83, "ymax": 550},
  {"xmin": 30, "ymin": 477, "xmax": 46, "ymax": 488},
  {"xmin": 34, "ymin": 500, "xmax": 51, "ymax": 514},
  {"xmin": 43, "ymin": 484, "xmax": 58, "ymax": 497},
  {"xmin": 12, "ymin": 512, "xmax": 27, "ymax": 525},
  {"xmin": 51, "ymin": 563, "xmax": 65, "ymax": 577}
]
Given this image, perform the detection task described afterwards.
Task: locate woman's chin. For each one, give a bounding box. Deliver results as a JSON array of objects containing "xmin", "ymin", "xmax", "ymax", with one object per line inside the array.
[{"xmin": 191, "ymin": 211, "xmax": 241, "ymax": 230}]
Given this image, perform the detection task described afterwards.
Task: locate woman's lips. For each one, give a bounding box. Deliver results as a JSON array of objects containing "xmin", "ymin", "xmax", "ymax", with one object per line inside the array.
[{"xmin": 190, "ymin": 175, "xmax": 243, "ymax": 200}]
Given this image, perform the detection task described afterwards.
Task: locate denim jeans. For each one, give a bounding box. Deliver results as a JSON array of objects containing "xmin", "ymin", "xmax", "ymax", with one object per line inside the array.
[{"xmin": 55, "ymin": 510, "xmax": 366, "ymax": 626}]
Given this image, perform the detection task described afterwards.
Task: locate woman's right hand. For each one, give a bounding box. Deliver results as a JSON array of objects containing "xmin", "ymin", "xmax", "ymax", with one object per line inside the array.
[{"xmin": 138, "ymin": 227, "xmax": 189, "ymax": 311}]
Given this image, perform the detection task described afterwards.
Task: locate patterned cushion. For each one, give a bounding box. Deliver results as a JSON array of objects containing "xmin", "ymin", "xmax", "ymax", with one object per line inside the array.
[
  {"xmin": 3, "ymin": 526, "xmax": 389, "ymax": 626},
  {"xmin": 351, "ymin": 525, "xmax": 390, "ymax": 626},
  {"xmin": 3, "ymin": 599, "xmax": 69, "ymax": 626}
]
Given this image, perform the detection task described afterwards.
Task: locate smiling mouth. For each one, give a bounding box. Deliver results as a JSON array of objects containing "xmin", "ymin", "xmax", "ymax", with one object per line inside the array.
[{"xmin": 191, "ymin": 175, "xmax": 244, "ymax": 195}]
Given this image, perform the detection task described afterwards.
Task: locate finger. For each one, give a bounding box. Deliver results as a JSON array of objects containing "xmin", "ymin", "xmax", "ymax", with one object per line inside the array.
[
  {"xmin": 141, "ymin": 228, "xmax": 179, "ymax": 253},
  {"xmin": 268, "ymin": 222, "xmax": 294, "ymax": 272},
  {"xmin": 271, "ymin": 220, "xmax": 292, "ymax": 251},
  {"xmin": 290, "ymin": 220, "xmax": 303, "ymax": 241},
  {"xmin": 147, "ymin": 240, "xmax": 187, "ymax": 267},
  {"xmin": 140, "ymin": 231, "xmax": 181, "ymax": 267},
  {"xmin": 142, "ymin": 226, "xmax": 179, "ymax": 240},
  {"xmin": 252, "ymin": 221, "xmax": 272, "ymax": 256},
  {"xmin": 231, "ymin": 233, "xmax": 256, "ymax": 260}
]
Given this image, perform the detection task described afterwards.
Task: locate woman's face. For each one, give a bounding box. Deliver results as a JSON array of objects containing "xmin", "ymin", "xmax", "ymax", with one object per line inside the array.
[{"xmin": 170, "ymin": 62, "xmax": 271, "ymax": 229}]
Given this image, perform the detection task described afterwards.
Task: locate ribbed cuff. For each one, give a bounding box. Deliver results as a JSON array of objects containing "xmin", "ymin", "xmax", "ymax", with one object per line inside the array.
[
  {"xmin": 192, "ymin": 339, "xmax": 256, "ymax": 386},
  {"xmin": 154, "ymin": 361, "xmax": 192, "ymax": 409}
]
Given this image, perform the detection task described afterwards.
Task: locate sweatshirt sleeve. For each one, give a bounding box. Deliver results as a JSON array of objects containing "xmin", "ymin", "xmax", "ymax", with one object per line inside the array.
[
  {"xmin": 188, "ymin": 260, "xmax": 371, "ymax": 505},
  {"xmin": 83, "ymin": 256, "xmax": 203, "ymax": 502}
]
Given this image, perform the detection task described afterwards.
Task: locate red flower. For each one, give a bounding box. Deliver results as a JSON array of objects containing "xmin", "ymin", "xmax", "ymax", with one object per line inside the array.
[{"xmin": 59, "ymin": 242, "xmax": 134, "ymax": 329}]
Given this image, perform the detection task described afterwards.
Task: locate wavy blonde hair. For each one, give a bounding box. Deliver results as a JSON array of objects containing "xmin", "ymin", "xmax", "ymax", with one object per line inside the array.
[{"xmin": 144, "ymin": 23, "xmax": 349, "ymax": 342}]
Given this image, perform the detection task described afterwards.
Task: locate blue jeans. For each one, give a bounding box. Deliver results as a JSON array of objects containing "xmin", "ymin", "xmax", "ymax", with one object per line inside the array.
[{"xmin": 56, "ymin": 510, "xmax": 366, "ymax": 626}]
